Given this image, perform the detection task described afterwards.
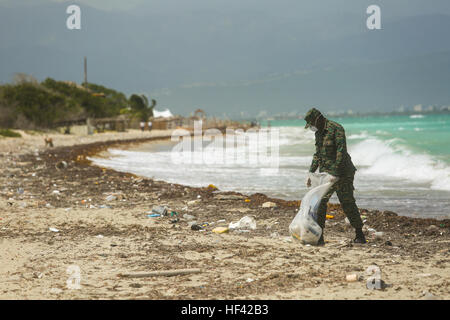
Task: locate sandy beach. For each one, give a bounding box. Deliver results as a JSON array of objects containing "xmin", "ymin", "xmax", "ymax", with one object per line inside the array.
[{"xmin": 0, "ymin": 130, "xmax": 448, "ymax": 300}]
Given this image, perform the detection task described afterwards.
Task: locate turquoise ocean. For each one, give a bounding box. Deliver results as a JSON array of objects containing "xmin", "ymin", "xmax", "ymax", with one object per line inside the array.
[{"xmin": 91, "ymin": 114, "xmax": 450, "ymax": 219}]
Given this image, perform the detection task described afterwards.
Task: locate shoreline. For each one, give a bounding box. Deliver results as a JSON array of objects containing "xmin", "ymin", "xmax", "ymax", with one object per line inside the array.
[{"xmin": 0, "ymin": 131, "xmax": 449, "ymax": 299}]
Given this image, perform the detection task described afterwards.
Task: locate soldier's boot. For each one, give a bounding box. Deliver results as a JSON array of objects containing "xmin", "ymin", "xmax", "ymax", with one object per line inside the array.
[
  {"xmin": 317, "ymin": 233, "xmax": 325, "ymax": 246},
  {"xmin": 353, "ymin": 228, "xmax": 366, "ymax": 244}
]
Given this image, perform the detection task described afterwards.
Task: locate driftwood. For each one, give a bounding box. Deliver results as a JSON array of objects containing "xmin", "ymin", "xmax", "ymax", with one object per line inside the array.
[{"xmin": 118, "ymin": 268, "xmax": 202, "ymax": 278}]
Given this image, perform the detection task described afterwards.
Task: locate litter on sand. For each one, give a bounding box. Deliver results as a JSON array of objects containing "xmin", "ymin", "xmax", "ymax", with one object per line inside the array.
[
  {"xmin": 229, "ymin": 216, "xmax": 256, "ymax": 230},
  {"xmin": 212, "ymin": 227, "xmax": 229, "ymax": 234}
]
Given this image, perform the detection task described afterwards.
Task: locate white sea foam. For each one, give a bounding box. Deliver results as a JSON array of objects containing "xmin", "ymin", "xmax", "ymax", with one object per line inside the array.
[
  {"xmin": 348, "ymin": 131, "xmax": 371, "ymax": 140},
  {"xmin": 349, "ymin": 138, "xmax": 450, "ymax": 191}
]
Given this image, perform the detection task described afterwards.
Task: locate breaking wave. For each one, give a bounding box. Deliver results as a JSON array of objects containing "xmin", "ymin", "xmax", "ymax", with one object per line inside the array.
[{"xmin": 349, "ymin": 138, "xmax": 450, "ymax": 191}]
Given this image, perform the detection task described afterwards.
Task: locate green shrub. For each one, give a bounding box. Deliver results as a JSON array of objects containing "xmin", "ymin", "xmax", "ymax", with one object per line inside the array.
[{"xmin": 0, "ymin": 129, "xmax": 21, "ymax": 138}]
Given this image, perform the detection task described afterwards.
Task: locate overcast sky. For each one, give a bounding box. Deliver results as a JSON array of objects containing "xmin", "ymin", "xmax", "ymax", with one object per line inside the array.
[
  {"xmin": 2, "ymin": 0, "xmax": 450, "ymax": 115},
  {"xmin": 1, "ymin": 0, "xmax": 450, "ymax": 16}
]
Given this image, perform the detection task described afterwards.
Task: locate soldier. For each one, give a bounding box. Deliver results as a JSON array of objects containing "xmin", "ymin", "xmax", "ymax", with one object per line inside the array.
[{"xmin": 304, "ymin": 108, "xmax": 366, "ymax": 245}]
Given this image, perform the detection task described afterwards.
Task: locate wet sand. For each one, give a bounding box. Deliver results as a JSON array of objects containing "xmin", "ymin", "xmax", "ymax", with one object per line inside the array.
[{"xmin": 0, "ymin": 130, "xmax": 449, "ymax": 299}]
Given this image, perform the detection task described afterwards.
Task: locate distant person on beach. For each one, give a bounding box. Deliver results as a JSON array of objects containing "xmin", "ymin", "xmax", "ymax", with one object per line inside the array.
[
  {"xmin": 44, "ymin": 137, "xmax": 53, "ymax": 147},
  {"xmin": 147, "ymin": 121, "xmax": 152, "ymax": 131},
  {"xmin": 304, "ymin": 108, "xmax": 366, "ymax": 245},
  {"xmin": 140, "ymin": 121, "xmax": 145, "ymax": 132}
]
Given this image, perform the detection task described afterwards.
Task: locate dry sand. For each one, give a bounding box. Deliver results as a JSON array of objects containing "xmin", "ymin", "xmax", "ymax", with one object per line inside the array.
[{"xmin": 0, "ymin": 130, "xmax": 448, "ymax": 300}]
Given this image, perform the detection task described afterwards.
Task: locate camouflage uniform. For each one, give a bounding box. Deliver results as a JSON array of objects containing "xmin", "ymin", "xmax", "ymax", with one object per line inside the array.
[{"xmin": 305, "ymin": 108, "xmax": 363, "ymax": 231}]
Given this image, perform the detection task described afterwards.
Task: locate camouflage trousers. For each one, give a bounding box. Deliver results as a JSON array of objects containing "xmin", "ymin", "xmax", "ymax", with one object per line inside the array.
[{"xmin": 316, "ymin": 173, "xmax": 363, "ymax": 231}]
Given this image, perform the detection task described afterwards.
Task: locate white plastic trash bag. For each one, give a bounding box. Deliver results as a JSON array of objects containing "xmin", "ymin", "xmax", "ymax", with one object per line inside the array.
[
  {"xmin": 229, "ymin": 216, "xmax": 257, "ymax": 230},
  {"xmin": 289, "ymin": 173, "xmax": 336, "ymax": 245}
]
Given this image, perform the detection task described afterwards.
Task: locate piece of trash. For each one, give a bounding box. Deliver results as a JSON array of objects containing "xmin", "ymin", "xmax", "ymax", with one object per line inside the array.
[
  {"xmin": 326, "ymin": 214, "xmax": 335, "ymax": 219},
  {"xmin": 55, "ymin": 161, "xmax": 68, "ymax": 170},
  {"xmin": 170, "ymin": 211, "xmax": 178, "ymax": 217},
  {"xmin": 346, "ymin": 274, "xmax": 359, "ymax": 282},
  {"xmin": 246, "ymin": 278, "xmax": 255, "ymax": 283},
  {"xmin": 385, "ymin": 240, "xmax": 393, "ymax": 246},
  {"xmin": 270, "ymin": 232, "xmax": 280, "ymax": 238},
  {"xmin": 95, "ymin": 235, "xmax": 104, "ymax": 239},
  {"xmin": 216, "ymin": 219, "xmax": 226, "ymax": 223},
  {"xmin": 49, "ymin": 227, "xmax": 59, "ymax": 232},
  {"xmin": 197, "ymin": 195, "xmax": 201, "ymax": 199},
  {"xmin": 207, "ymin": 184, "xmax": 218, "ymax": 190},
  {"xmin": 191, "ymin": 224, "xmax": 202, "ymax": 231},
  {"xmin": 373, "ymin": 232, "xmax": 384, "ymax": 239},
  {"xmin": 152, "ymin": 206, "xmax": 168, "ymax": 216},
  {"xmin": 105, "ymin": 195, "xmax": 117, "ymax": 202},
  {"xmin": 344, "ymin": 217, "xmax": 350, "ymax": 225},
  {"xmin": 187, "ymin": 200, "xmax": 200, "ymax": 205},
  {"xmin": 262, "ymin": 201, "xmax": 277, "ymax": 208},
  {"xmin": 17, "ymin": 187, "xmax": 24, "ymax": 195},
  {"xmin": 170, "ymin": 218, "xmax": 179, "ymax": 224},
  {"xmin": 98, "ymin": 205, "xmax": 111, "ymax": 209},
  {"xmin": 212, "ymin": 227, "xmax": 229, "ymax": 234},
  {"xmin": 367, "ymin": 228, "xmax": 376, "ymax": 232},
  {"xmin": 147, "ymin": 214, "xmax": 161, "ymax": 218},
  {"xmin": 245, "ymin": 199, "xmax": 251, "ymax": 203},
  {"xmin": 229, "ymin": 216, "xmax": 256, "ymax": 230},
  {"xmin": 366, "ymin": 279, "xmax": 391, "ymax": 290},
  {"xmin": 183, "ymin": 214, "xmax": 196, "ymax": 221},
  {"xmin": 33, "ymin": 272, "xmax": 44, "ymax": 279}
]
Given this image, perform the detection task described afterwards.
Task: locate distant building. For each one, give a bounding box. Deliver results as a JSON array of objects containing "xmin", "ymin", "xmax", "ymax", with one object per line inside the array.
[
  {"xmin": 413, "ymin": 104, "xmax": 423, "ymax": 112},
  {"xmin": 397, "ymin": 105, "xmax": 405, "ymax": 113}
]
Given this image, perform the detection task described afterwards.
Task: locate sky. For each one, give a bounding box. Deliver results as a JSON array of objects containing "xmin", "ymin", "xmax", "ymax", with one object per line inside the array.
[{"xmin": 1, "ymin": 0, "xmax": 450, "ymax": 117}]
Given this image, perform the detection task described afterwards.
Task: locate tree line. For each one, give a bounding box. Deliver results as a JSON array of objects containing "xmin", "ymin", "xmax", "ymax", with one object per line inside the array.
[{"xmin": 0, "ymin": 74, "xmax": 155, "ymax": 130}]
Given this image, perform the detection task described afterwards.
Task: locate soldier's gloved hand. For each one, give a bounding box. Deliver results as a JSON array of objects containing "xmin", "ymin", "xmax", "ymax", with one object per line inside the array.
[{"xmin": 305, "ymin": 177, "xmax": 311, "ymax": 188}]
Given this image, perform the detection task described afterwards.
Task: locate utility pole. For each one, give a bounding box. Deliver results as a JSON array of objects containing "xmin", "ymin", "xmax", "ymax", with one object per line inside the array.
[{"xmin": 84, "ymin": 56, "xmax": 87, "ymax": 88}]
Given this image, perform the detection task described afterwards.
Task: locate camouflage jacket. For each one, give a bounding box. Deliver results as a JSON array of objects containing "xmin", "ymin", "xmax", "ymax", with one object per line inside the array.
[{"xmin": 309, "ymin": 119, "xmax": 356, "ymax": 177}]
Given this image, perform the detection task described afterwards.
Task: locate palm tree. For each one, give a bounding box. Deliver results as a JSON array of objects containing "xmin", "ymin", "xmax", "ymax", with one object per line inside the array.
[{"xmin": 129, "ymin": 94, "xmax": 156, "ymax": 121}]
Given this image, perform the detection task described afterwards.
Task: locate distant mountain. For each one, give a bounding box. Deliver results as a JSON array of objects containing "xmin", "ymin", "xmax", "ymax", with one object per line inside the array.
[
  {"xmin": 155, "ymin": 51, "xmax": 450, "ymax": 117},
  {"xmin": 1, "ymin": 2, "xmax": 450, "ymax": 116}
]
